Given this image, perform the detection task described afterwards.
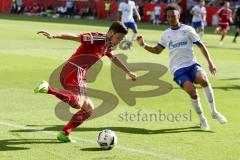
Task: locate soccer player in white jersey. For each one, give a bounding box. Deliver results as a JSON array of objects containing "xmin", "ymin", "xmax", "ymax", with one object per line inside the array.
[
  {"xmin": 118, "ymin": 0, "xmax": 141, "ymax": 48},
  {"xmin": 191, "ymin": 0, "xmax": 206, "ymax": 39},
  {"xmin": 136, "ymin": 3, "xmax": 227, "ymax": 131}
]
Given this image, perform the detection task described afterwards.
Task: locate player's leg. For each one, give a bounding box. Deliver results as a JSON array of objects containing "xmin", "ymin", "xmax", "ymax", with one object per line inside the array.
[
  {"xmin": 174, "ymin": 69, "xmax": 209, "ymax": 130},
  {"xmin": 199, "ymin": 21, "xmax": 205, "ymax": 39},
  {"xmin": 154, "ymin": 15, "xmax": 157, "ymax": 25},
  {"xmin": 129, "ymin": 22, "xmax": 138, "ymax": 42},
  {"xmin": 34, "ymin": 80, "xmax": 81, "ymax": 109},
  {"xmin": 220, "ymin": 29, "xmax": 226, "ymax": 42},
  {"xmin": 182, "ymin": 81, "xmax": 209, "ymax": 130},
  {"xmin": 57, "ymin": 98, "xmax": 94, "ymax": 142},
  {"xmin": 215, "ymin": 26, "xmax": 220, "ymax": 34},
  {"xmin": 196, "ymin": 27, "xmax": 204, "ymax": 39},
  {"xmin": 219, "ymin": 24, "xmax": 229, "ymax": 43},
  {"xmin": 233, "ymin": 27, "xmax": 240, "ymax": 43},
  {"xmin": 34, "ymin": 64, "xmax": 85, "ymax": 109},
  {"xmin": 194, "ymin": 71, "xmax": 227, "ymax": 124}
]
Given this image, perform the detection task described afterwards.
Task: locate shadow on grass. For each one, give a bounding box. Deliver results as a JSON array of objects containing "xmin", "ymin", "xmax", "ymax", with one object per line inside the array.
[
  {"xmin": 80, "ymin": 147, "xmax": 111, "ymax": 152},
  {"xmin": 10, "ymin": 125, "xmax": 214, "ymax": 135},
  {"xmin": 220, "ymin": 78, "xmax": 240, "ymax": 81},
  {"xmin": 0, "ymin": 139, "xmax": 60, "ymax": 151}
]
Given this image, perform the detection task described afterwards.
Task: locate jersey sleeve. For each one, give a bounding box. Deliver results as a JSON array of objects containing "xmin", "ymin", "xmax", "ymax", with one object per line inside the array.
[
  {"xmin": 80, "ymin": 33, "xmax": 93, "ymax": 45},
  {"xmin": 105, "ymin": 52, "xmax": 113, "ymax": 59},
  {"xmin": 131, "ymin": 1, "xmax": 136, "ymax": 10},
  {"xmin": 157, "ymin": 33, "xmax": 167, "ymax": 49},
  {"xmin": 187, "ymin": 27, "xmax": 201, "ymax": 44},
  {"xmin": 217, "ymin": 8, "xmax": 223, "ymax": 17},
  {"xmin": 203, "ymin": 7, "xmax": 207, "ymax": 14},
  {"xmin": 191, "ymin": 6, "xmax": 197, "ymax": 13},
  {"xmin": 229, "ymin": 9, "xmax": 233, "ymax": 18},
  {"xmin": 118, "ymin": 2, "xmax": 123, "ymax": 12}
]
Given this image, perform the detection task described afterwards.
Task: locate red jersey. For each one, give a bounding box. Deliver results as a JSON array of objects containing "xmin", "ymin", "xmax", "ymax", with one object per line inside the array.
[
  {"xmin": 218, "ymin": 8, "xmax": 232, "ymax": 24},
  {"xmin": 68, "ymin": 32, "xmax": 113, "ymax": 70}
]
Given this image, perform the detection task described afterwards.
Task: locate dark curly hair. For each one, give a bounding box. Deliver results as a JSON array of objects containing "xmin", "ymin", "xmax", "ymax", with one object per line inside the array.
[{"xmin": 108, "ymin": 21, "xmax": 128, "ymax": 35}]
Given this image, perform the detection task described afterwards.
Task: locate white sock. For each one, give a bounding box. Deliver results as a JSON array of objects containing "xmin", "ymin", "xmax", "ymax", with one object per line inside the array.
[
  {"xmin": 191, "ymin": 98, "xmax": 205, "ymax": 121},
  {"xmin": 199, "ymin": 31, "xmax": 204, "ymax": 39},
  {"xmin": 129, "ymin": 33, "xmax": 137, "ymax": 42},
  {"xmin": 203, "ymin": 84, "xmax": 217, "ymax": 114}
]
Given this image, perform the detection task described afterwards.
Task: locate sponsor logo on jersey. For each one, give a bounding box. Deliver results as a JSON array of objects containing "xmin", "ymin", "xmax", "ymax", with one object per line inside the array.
[
  {"xmin": 83, "ymin": 35, "xmax": 91, "ymax": 41},
  {"xmin": 169, "ymin": 40, "xmax": 188, "ymax": 49}
]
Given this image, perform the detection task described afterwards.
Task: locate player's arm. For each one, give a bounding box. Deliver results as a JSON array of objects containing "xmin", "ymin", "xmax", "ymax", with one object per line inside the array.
[
  {"xmin": 118, "ymin": 11, "xmax": 122, "ymax": 21},
  {"xmin": 136, "ymin": 36, "xmax": 164, "ymax": 54},
  {"xmin": 37, "ymin": 31, "xmax": 81, "ymax": 42},
  {"xmin": 118, "ymin": 3, "xmax": 123, "ymax": 21},
  {"xmin": 229, "ymin": 10, "xmax": 234, "ymax": 24},
  {"xmin": 110, "ymin": 55, "xmax": 137, "ymax": 81},
  {"xmin": 216, "ymin": 8, "xmax": 222, "ymax": 17},
  {"xmin": 190, "ymin": 8, "xmax": 197, "ymax": 16},
  {"xmin": 196, "ymin": 42, "xmax": 216, "ymax": 75},
  {"xmin": 203, "ymin": 9, "xmax": 207, "ymax": 23},
  {"xmin": 233, "ymin": 10, "xmax": 236, "ymax": 20},
  {"xmin": 133, "ymin": 8, "xmax": 141, "ymax": 21},
  {"xmin": 190, "ymin": 7, "xmax": 200, "ymax": 17}
]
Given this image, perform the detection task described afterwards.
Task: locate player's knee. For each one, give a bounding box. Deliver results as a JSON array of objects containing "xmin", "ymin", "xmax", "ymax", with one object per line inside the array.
[
  {"xmin": 74, "ymin": 103, "xmax": 83, "ymax": 109},
  {"xmin": 190, "ymin": 92, "xmax": 198, "ymax": 99},
  {"xmin": 186, "ymin": 88, "xmax": 198, "ymax": 99},
  {"xmin": 83, "ymin": 99, "xmax": 94, "ymax": 110},
  {"xmin": 133, "ymin": 29, "xmax": 138, "ymax": 34},
  {"xmin": 198, "ymin": 78, "xmax": 208, "ymax": 87}
]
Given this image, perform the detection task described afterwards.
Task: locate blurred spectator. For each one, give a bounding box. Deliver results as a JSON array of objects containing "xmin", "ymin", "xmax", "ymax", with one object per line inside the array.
[
  {"xmin": 138, "ymin": 0, "xmax": 145, "ymax": 19},
  {"xmin": 11, "ymin": 0, "xmax": 17, "ymax": 13},
  {"xmin": 232, "ymin": 5, "xmax": 240, "ymax": 43},
  {"xmin": 105, "ymin": 0, "xmax": 111, "ymax": 20},
  {"xmin": 56, "ymin": 6, "xmax": 67, "ymax": 17},
  {"xmin": 65, "ymin": 0, "xmax": 74, "ymax": 18},
  {"xmin": 47, "ymin": 5, "xmax": 54, "ymax": 14},
  {"xmin": 15, "ymin": 0, "xmax": 24, "ymax": 14},
  {"xmin": 153, "ymin": 3, "xmax": 161, "ymax": 25}
]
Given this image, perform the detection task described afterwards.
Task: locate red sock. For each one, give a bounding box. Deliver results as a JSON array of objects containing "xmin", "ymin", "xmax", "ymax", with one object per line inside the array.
[
  {"xmin": 48, "ymin": 86, "xmax": 79, "ymax": 108},
  {"xmin": 62, "ymin": 108, "xmax": 93, "ymax": 135}
]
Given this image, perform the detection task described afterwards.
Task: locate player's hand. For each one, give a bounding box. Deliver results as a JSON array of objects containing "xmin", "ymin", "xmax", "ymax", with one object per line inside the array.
[
  {"xmin": 137, "ymin": 16, "xmax": 141, "ymax": 22},
  {"xmin": 209, "ymin": 62, "xmax": 217, "ymax": 75},
  {"xmin": 136, "ymin": 36, "xmax": 144, "ymax": 47},
  {"xmin": 37, "ymin": 31, "xmax": 55, "ymax": 39},
  {"xmin": 128, "ymin": 72, "xmax": 137, "ymax": 81}
]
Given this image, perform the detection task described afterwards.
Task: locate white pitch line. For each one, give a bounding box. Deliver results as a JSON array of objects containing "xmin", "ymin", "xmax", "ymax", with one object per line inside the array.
[{"xmin": 0, "ymin": 121, "xmax": 184, "ymax": 160}]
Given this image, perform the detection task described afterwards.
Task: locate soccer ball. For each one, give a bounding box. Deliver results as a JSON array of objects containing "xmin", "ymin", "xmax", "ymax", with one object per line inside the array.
[
  {"xmin": 119, "ymin": 40, "xmax": 132, "ymax": 50},
  {"xmin": 97, "ymin": 129, "xmax": 117, "ymax": 150}
]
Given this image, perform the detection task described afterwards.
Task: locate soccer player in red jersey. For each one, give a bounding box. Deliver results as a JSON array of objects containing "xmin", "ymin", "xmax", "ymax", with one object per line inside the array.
[
  {"xmin": 216, "ymin": 1, "xmax": 233, "ymax": 44},
  {"xmin": 34, "ymin": 21, "xmax": 137, "ymax": 142}
]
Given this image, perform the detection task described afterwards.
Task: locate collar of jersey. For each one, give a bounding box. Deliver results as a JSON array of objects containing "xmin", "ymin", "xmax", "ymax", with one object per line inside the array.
[{"xmin": 171, "ymin": 24, "xmax": 182, "ymax": 30}]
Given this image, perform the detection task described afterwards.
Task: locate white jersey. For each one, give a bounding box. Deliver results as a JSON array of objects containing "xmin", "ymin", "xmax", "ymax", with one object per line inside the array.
[
  {"xmin": 118, "ymin": 1, "xmax": 136, "ymax": 23},
  {"xmin": 191, "ymin": 5, "xmax": 206, "ymax": 22},
  {"xmin": 158, "ymin": 24, "xmax": 201, "ymax": 74},
  {"xmin": 154, "ymin": 6, "xmax": 161, "ymax": 15}
]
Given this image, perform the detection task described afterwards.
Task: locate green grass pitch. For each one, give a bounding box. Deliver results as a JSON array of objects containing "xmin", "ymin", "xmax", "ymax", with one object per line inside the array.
[{"xmin": 0, "ymin": 14, "xmax": 240, "ymax": 160}]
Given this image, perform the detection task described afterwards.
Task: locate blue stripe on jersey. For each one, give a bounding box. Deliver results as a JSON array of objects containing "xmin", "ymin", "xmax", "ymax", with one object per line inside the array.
[
  {"xmin": 157, "ymin": 43, "xmax": 165, "ymax": 49},
  {"xmin": 193, "ymin": 41, "xmax": 201, "ymax": 45}
]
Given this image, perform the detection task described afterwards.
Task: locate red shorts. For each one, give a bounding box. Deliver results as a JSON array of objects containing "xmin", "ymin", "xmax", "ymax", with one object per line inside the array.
[
  {"xmin": 60, "ymin": 61, "xmax": 87, "ymax": 97},
  {"xmin": 218, "ymin": 23, "xmax": 229, "ymax": 31}
]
